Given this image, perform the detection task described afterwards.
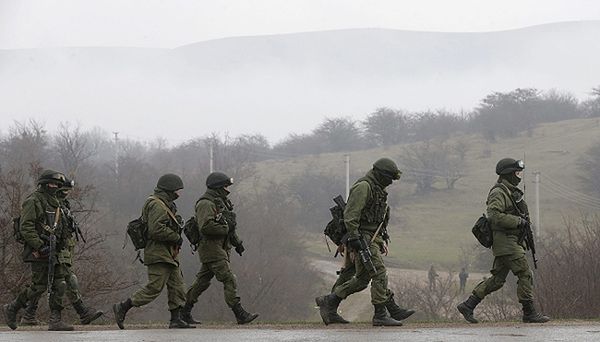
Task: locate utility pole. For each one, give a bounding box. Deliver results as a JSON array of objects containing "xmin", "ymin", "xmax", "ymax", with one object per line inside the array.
[
  {"xmin": 533, "ymin": 171, "xmax": 541, "ymax": 238},
  {"xmin": 344, "ymin": 154, "xmax": 350, "ymax": 200},
  {"xmin": 112, "ymin": 132, "xmax": 119, "ymax": 176},
  {"xmin": 209, "ymin": 141, "xmax": 214, "ymax": 173}
]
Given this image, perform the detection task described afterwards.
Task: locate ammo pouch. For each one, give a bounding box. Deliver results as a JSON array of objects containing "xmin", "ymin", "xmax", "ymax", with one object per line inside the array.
[
  {"xmin": 183, "ymin": 216, "xmax": 202, "ymax": 250},
  {"xmin": 471, "ymin": 214, "xmax": 492, "ymax": 248},
  {"xmin": 126, "ymin": 217, "xmax": 148, "ymax": 250}
]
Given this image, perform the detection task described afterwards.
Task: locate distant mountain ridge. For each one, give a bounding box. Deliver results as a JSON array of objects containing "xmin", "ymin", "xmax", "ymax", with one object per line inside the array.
[{"xmin": 1, "ymin": 21, "xmax": 599, "ymax": 142}]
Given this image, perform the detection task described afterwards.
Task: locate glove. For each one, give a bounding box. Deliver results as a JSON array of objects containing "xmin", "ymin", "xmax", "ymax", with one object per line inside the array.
[
  {"xmin": 235, "ymin": 243, "xmax": 245, "ymax": 256},
  {"xmin": 176, "ymin": 237, "xmax": 183, "ymax": 247},
  {"xmin": 346, "ymin": 236, "xmax": 362, "ymax": 251},
  {"xmin": 37, "ymin": 246, "xmax": 51, "ymax": 258},
  {"xmin": 517, "ymin": 217, "xmax": 530, "ymax": 230}
]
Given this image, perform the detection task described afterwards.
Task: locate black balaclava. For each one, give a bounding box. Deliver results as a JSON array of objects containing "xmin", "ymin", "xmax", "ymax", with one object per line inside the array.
[
  {"xmin": 500, "ymin": 172, "xmax": 521, "ymax": 187},
  {"xmin": 373, "ymin": 169, "xmax": 394, "ymax": 187}
]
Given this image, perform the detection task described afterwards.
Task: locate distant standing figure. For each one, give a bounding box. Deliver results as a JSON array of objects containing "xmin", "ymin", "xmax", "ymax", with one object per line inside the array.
[
  {"xmin": 428, "ymin": 265, "xmax": 439, "ymax": 291},
  {"xmin": 459, "ymin": 268, "xmax": 469, "ymax": 294}
]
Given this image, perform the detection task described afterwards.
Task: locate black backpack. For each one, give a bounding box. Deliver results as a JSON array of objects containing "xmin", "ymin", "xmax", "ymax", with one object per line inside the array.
[
  {"xmin": 13, "ymin": 216, "xmax": 24, "ymax": 244},
  {"xmin": 324, "ymin": 195, "xmax": 347, "ymax": 246},
  {"xmin": 183, "ymin": 216, "xmax": 201, "ymax": 250},
  {"xmin": 126, "ymin": 217, "xmax": 148, "ymax": 250},
  {"xmin": 471, "ymin": 214, "xmax": 492, "ymax": 248}
]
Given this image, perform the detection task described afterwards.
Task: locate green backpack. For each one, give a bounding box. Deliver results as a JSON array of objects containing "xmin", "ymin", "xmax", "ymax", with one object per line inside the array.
[
  {"xmin": 126, "ymin": 217, "xmax": 148, "ymax": 250},
  {"xmin": 324, "ymin": 195, "xmax": 347, "ymax": 246}
]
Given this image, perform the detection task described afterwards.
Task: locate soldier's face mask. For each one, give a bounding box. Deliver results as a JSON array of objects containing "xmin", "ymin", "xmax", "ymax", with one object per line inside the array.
[{"xmin": 515, "ymin": 171, "xmax": 523, "ymax": 179}]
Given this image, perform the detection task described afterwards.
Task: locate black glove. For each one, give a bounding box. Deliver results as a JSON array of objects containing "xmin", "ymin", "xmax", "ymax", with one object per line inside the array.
[
  {"xmin": 177, "ymin": 237, "xmax": 183, "ymax": 247},
  {"xmin": 37, "ymin": 246, "xmax": 51, "ymax": 257},
  {"xmin": 235, "ymin": 243, "xmax": 245, "ymax": 256},
  {"xmin": 517, "ymin": 217, "xmax": 530, "ymax": 230},
  {"xmin": 346, "ymin": 236, "xmax": 362, "ymax": 251}
]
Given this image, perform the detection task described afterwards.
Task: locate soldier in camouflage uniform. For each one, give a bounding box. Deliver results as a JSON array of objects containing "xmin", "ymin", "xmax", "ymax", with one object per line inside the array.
[
  {"xmin": 113, "ymin": 174, "xmax": 193, "ymax": 329},
  {"xmin": 457, "ymin": 158, "xmax": 550, "ymax": 324},
  {"xmin": 20, "ymin": 178, "xmax": 103, "ymax": 326},
  {"xmin": 316, "ymin": 158, "xmax": 415, "ymax": 326},
  {"xmin": 181, "ymin": 172, "xmax": 258, "ymax": 325},
  {"xmin": 2, "ymin": 170, "xmax": 74, "ymax": 331}
]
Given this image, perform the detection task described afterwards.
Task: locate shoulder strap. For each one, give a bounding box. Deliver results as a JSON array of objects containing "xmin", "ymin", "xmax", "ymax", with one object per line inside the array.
[
  {"xmin": 149, "ymin": 196, "xmax": 181, "ymax": 227},
  {"xmin": 491, "ymin": 183, "xmax": 524, "ymax": 216}
]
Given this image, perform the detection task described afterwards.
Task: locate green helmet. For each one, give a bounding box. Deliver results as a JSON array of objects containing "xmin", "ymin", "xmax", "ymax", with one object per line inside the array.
[
  {"xmin": 496, "ymin": 158, "xmax": 525, "ymax": 175},
  {"xmin": 157, "ymin": 173, "xmax": 184, "ymax": 191},
  {"xmin": 206, "ymin": 172, "xmax": 233, "ymax": 189},
  {"xmin": 373, "ymin": 158, "xmax": 402, "ymax": 180},
  {"xmin": 37, "ymin": 169, "xmax": 66, "ymax": 186}
]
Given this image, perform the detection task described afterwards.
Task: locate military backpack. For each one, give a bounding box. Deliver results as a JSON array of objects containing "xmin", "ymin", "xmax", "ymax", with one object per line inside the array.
[
  {"xmin": 126, "ymin": 217, "xmax": 148, "ymax": 250},
  {"xmin": 183, "ymin": 216, "xmax": 201, "ymax": 250},
  {"xmin": 324, "ymin": 195, "xmax": 347, "ymax": 246},
  {"xmin": 471, "ymin": 214, "xmax": 492, "ymax": 248}
]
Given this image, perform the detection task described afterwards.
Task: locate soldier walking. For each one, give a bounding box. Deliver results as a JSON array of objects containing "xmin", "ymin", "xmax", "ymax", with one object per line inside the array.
[
  {"xmin": 113, "ymin": 174, "xmax": 193, "ymax": 329},
  {"xmin": 181, "ymin": 172, "xmax": 258, "ymax": 325},
  {"xmin": 20, "ymin": 178, "xmax": 103, "ymax": 326},
  {"xmin": 316, "ymin": 158, "xmax": 415, "ymax": 326},
  {"xmin": 2, "ymin": 170, "xmax": 74, "ymax": 331},
  {"xmin": 459, "ymin": 267, "xmax": 469, "ymax": 294},
  {"xmin": 457, "ymin": 158, "xmax": 550, "ymax": 323}
]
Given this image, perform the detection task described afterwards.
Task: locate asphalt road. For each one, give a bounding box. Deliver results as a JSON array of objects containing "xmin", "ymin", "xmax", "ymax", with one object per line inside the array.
[{"xmin": 1, "ymin": 322, "xmax": 600, "ymax": 342}]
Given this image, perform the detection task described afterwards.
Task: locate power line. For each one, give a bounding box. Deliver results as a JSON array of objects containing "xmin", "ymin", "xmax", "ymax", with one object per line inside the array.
[
  {"xmin": 542, "ymin": 174, "xmax": 600, "ymax": 206},
  {"xmin": 540, "ymin": 182, "xmax": 600, "ymax": 210}
]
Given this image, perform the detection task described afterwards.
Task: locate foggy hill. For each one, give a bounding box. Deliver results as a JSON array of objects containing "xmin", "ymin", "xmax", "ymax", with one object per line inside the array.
[{"xmin": 1, "ymin": 21, "xmax": 599, "ymax": 141}]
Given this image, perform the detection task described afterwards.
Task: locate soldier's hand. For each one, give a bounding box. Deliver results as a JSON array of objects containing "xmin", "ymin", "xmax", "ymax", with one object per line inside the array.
[
  {"xmin": 235, "ymin": 243, "xmax": 245, "ymax": 256},
  {"xmin": 337, "ymin": 244, "xmax": 345, "ymax": 257},
  {"xmin": 346, "ymin": 237, "xmax": 361, "ymax": 251},
  {"xmin": 517, "ymin": 217, "xmax": 530, "ymax": 230},
  {"xmin": 380, "ymin": 242, "xmax": 389, "ymax": 256}
]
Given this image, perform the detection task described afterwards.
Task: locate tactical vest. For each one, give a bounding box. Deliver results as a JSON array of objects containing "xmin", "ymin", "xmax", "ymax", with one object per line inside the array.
[{"xmin": 356, "ymin": 176, "xmax": 388, "ymax": 226}]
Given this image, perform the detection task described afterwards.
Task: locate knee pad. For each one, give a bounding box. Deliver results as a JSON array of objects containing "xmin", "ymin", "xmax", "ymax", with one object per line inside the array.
[
  {"xmin": 55, "ymin": 280, "xmax": 67, "ymax": 295},
  {"xmin": 67, "ymin": 273, "xmax": 80, "ymax": 291}
]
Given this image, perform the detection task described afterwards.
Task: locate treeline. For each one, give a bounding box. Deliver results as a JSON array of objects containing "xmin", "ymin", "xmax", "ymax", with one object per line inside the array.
[{"xmin": 273, "ymin": 87, "xmax": 600, "ymax": 156}]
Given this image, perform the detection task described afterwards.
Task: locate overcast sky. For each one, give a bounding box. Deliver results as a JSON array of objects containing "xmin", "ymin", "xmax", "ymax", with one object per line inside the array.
[{"xmin": 1, "ymin": 0, "xmax": 600, "ymax": 49}]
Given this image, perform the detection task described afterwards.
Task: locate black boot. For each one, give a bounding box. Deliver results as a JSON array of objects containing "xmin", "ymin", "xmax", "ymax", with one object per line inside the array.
[
  {"xmin": 73, "ymin": 299, "xmax": 103, "ymax": 325},
  {"xmin": 384, "ymin": 293, "xmax": 415, "ymax": 321},
  {"xmin": 231, "ymin": 302, "xmax": 259, "ymax": 324},
  {"xmin": 48, "ymin": 309, "xmax": 74, "ymax": 331},
  {"xmin": 372, "ymin": 303, "xmax": 402, "ymax": 326},
  {"xmin": 457, "ymin": 295, "xmax": 481, "ymax": 323},
  {"xmin": 181, "ymin": 302, "xmax": 201, "ymax": 325},
  {"xmin": 3, "ymin": 299, "xmax": 24, "ymax": 330},
  {"xmin": 315, "ymin": 294, "xmax": 349, "ymax": 324},
  {"xmin": 169, "ymin": 307, "xmax": 195, "ymax": 329},
  {"xmin": 112, "ymin": 298, "xmax": 132, "ymax": 330},
  {"xmin": 521, "ymin": 300, "xmax": 550, "ymax": 323},
  {"xmin": 20, "ymin": 301, "xmax": 41, "ymax": 326}
]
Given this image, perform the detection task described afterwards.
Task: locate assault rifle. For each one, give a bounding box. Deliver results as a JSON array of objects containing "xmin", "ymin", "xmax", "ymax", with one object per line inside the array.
[
  {"xmin": 518, "ymin": 215, "xmax": 538, "ymax": 269},
  {"xmin": 331, "ymin": 195, "xmax": 347, "ymax": 257},
  {"xmin": 46, "ymin": 208, "xmax": 61, "ymax": 295},
  {"xmin": 357, "ymin": 237, "xmax": 377, "ymax": 276}
]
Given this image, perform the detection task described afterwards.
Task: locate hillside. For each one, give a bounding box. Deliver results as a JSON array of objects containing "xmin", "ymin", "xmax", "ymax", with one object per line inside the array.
[
  {"xmin": 244, "ymin": 117, "xmax": 600, "ymax": 269},
  {"xmin": 1, "ymin": 21, "xmax": 599, "ymax": 141}
]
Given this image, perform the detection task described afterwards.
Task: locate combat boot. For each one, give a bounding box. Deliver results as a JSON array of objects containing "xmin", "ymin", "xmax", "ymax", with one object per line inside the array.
[
  {"xmin": 315, "ymin": 294, "xmax": 349, "ymax": 324},
  {"xmin": 457, "ymin": 295, "xmax": 481, "ymax": 323},
  {"xmin": 181, "ymin": 302, "xmax": 201, "ymax": 325},
  {"xmin": 112, "ymin": 298, "xmax": 132, "ymax": 330},
  {"xmin": 521, "ymin": 300, "xmax": 550, "ymax": 323},
  {"xmin": 169, "ymin": 307, "xmax": 195, "ymax": 329},
  {"xmin": 231, "ymin": 302, "xmax": 259, "ymax": 324},
  {"xmin": 3, "ymin": 299, "xmax": 24, "ymax": 330},
  {"xmin": 48, "ymin": 310, "xmax": 74, "ymax": 331},
  {"xmin": 372, "ymin": 303, "xmax": 403, "ymax": 326},
  {"xmin": 73, "ymin": 299, "xmax": 103, "ymax": 325},
  {"xmin": 384, "ymin": 293, "xmax": 415, "ymax": 321},
  {"xmin": 20, "ymin": 301, "xmax": 41, "ymax": 326}
]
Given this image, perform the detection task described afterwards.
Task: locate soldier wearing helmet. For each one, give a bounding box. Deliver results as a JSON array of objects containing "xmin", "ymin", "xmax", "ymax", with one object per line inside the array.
[
  {"xmin": 20, "ymin": 177, "xmax": 103, "ymax": 326},
  {"xmin": 182, "ymin": 171, "xmax": 258, "ymax": 325},
  {"xmin": 113, "ymin": 173, "xmax": 194, "ymax": 329},
  {"xmin": 3, "ymin": 169, "xmax": 76, "ymax": 331},
  {"xmin": 458, "ymin": 158, "xmax": 549, "ymax": 324},
  {"xmin": 316, "ymin": 158, "xmax": 414, "ymax": 327}
]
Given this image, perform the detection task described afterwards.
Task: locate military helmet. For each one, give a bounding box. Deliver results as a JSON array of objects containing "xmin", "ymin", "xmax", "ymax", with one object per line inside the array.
[
  {"xmin": 496, "ymin": 158, "xmax": 525, "ymax": 175},
  {"xmin": 157, "ymin": 173, "xmax": 184, "ymax": 191},
  {"xmin": 206, "ymin": 172, "xmax": 233, "ymax": 189},
  {"xmin": 37, "ymin": 169, "xmax": 66, "ymax": 186},
  {"xmin": 373, "ymin": 158, "xmax": 402, "ymax": 180}
]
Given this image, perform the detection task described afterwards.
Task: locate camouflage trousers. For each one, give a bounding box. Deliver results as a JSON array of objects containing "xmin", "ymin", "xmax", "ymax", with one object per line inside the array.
[
  {"xmin": 334, "ymin": 239, "xmax": 393, "ymax": 305},
  {"xmin": 472, "ymin": 254, "xmax": 533, "ymax": 302},
  {"xmin": 131, "ymin": 262, "xmax": 186, "ymax": 311},
  {"xmin": 330, "ymin": 251, "xmax": 356, "ymax": 293},
  {"xmin": 15, "ymin": 262, "xmax": 69, "ymax": 311},
  {"xmin": 186, "ymin": 259, "xmax": 240, "ymax": 308},
  {"xmin": 25, "ymin": 264, "xmax": 82, "ymax": 308}
]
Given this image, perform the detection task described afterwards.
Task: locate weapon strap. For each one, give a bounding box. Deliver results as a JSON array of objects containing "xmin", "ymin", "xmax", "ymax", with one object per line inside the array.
[
  {"xmin": 149, "ymin": 196, "xmax": 181, "ymax": 228},
  {"xmin": 370, "ymin": 204, "xmax": 389, "ymax": 244}
]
